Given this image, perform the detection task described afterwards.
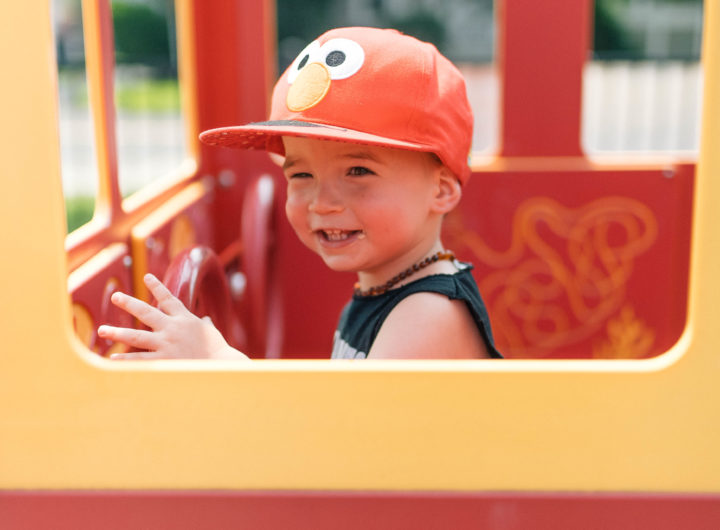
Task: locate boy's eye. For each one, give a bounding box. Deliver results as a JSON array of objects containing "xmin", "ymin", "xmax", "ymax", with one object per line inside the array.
[
  {"xmin": 288, "ymin": 172, "xmax": 313, "ymax": 179},
  {"xmin": 348, "ymin": 166, "xmax": 374, "ymax": 176}
]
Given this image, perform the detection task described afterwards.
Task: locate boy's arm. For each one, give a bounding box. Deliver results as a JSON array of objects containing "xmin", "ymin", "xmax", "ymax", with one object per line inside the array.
[
  {"xmin": 367, "ymin": 293, "xmax": 491, "ymax": 360},
  {"xmin": 97, "ymin": 273, "xmax": 249, "ymax": 360}
]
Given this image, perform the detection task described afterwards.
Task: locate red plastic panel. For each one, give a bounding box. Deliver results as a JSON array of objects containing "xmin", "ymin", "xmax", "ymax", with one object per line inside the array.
[
  {"xmin": 2, "ymin": 491, "xmax": 719, "ymax": 530},
  {"xmin": 444, "ymin": 163, "xmax": 694, "ymax": 359}
]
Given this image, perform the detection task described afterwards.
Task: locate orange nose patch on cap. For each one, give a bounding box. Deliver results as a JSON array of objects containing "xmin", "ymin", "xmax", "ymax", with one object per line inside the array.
[{"xmin": 287, "ymin": 62, "xmax": 332, "ymax": 112}]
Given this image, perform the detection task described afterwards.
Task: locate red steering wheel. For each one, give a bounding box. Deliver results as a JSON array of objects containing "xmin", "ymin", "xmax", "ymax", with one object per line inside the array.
[
  {"xmin": 161, "ymin": 174, "xmax": 277, "ymax": 356},
  {"xmin": 162, "ymin": 246, "xmax": 246, "ymax": 350}
]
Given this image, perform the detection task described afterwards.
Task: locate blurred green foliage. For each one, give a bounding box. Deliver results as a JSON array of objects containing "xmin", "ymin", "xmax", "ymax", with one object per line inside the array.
[
  {"xmin": 65, "ymin": 195, "xmax": 95, "ymax": 233},
  {"xmin": 277, "ymin": 0, "xmax": 446, "ymax": 48},
  {"xmin": 388, "ymin": 9, "xmax": 446, "ymax": 51},
  {"xmin": 115, "ymin": 78, "xmax": 180, "ymax": 113},
  {"xmin": 276, "ymin": 0, "xmax": 449, "ymax": 70},
  {"xmin": 277, "ymin": 0, "xmax": 335, "ymax": 46},
  {"xmin": 593, "ymin": 0, "xmax": 703, "ymax": 59},
  {"xmin": 275, "ymin": 0, "xmax": 702, "ymax": 64},
  {"xmin": 111, "ymin": 1, "xmax": 171, "ymax": 69},
  {"xmin": 59, "ymin": 71, "xmax": 179, "ymax": 113},
  {"xmin": 593, "ymin": 0, "xmax": 639, "ymax": 57}
]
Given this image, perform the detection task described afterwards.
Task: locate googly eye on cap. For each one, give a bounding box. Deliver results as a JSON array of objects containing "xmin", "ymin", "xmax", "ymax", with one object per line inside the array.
[{"xmin": 287, "ymin": 38, "xmax": 364, "ymax": 84}]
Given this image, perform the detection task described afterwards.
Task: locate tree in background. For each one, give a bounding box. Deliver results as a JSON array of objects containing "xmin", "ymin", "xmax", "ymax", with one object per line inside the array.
[
  {"xmin": 277, "ymin": 0, "xmax": 448, "ymax": 71},
  {"xmin": 112, "ymin": 0, "xmax": 173, "ymax": 74},
  {"xmin": 593, "ymin": 0, "xmax": 639, "ymax": 58},
  {"xmin": 386, "ymin": 9, "xmax": 446, "ymax": 52}
]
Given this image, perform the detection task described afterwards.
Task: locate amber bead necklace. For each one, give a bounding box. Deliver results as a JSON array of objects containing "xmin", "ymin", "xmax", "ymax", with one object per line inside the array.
[{"xmin": 353, "ymin": 250, "xmax": 456, "ymax": 297}]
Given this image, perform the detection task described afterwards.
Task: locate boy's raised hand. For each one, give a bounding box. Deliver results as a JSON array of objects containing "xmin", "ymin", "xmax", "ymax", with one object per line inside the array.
[{"xmin": 98, "ymin": 273, "xmax": 249, "ymax": 361}]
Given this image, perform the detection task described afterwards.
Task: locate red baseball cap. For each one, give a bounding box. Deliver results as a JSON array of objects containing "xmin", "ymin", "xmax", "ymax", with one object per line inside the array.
[{"xmin": 199, "ymin": 27, "xmax": 474, "ymax": 183}]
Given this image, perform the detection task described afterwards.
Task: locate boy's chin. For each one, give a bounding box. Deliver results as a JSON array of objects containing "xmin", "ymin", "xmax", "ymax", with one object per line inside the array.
[{"xmin": 317, "ymin": 254, "xmax": 362, "ymax": 273}]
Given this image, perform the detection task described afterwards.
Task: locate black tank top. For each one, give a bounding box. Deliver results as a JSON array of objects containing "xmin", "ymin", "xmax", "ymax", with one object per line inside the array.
[{"xmin": 331, "ymin": 264, "xmax": 502, "ymax": 359}]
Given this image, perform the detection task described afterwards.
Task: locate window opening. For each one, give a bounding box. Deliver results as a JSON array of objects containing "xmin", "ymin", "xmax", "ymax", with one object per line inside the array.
[
  {"xmin": 112, "ymin": 0, "xmax": 187, "ymax": 198},
  {"xmin": 583, "ymin": 0, "xmax": 704, "ymax": 153},
  {"xmin": 53, "ymin": 0, "xmax": 100, "ymax": 233}
]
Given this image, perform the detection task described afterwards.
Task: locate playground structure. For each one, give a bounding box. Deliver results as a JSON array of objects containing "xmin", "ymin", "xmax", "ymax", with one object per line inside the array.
[{"xmin": 1, "ymin": 1, "xmax": 719, "ymax": 527}]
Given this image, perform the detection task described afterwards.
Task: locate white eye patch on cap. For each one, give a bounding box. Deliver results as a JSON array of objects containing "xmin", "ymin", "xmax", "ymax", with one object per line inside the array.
[{"xmin": 286, "ymin": 38, "xmax": 365, "ymax": 111}]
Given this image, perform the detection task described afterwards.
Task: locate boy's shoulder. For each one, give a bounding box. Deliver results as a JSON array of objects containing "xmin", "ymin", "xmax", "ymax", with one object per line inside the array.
[{"xmin": 368, "ymin": 290, "xmax": 491, "ymax": 359}]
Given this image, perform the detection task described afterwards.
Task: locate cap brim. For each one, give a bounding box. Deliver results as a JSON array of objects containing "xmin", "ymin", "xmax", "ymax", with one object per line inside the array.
[{"xmin": 199, "ymin": 120, "xmax": 431, "ymax": 156}]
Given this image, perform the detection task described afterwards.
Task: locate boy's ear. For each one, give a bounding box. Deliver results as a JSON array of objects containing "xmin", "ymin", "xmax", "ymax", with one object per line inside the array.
[{"xmin": 430, "ymin": 165, "xmax": 462, "ymax": 214}]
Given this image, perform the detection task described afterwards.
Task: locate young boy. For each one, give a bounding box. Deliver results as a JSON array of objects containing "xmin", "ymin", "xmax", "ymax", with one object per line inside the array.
[{"xmin": 99, "ymin": 27, "xmax": 502, "ymax": 360}]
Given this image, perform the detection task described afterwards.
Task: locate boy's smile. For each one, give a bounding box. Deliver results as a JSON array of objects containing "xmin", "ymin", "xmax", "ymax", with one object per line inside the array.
[
  {"xmin": 318, "ymin": 228, "xmax": 365, "ymax": 243},
  {"xmin": 282, "ymin": 136, "xmax": 458, "ymax": 288}
]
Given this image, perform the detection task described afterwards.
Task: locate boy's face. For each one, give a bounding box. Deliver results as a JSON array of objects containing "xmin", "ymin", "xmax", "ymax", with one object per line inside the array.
[{"xmin": 282, "ymin": 137, "xmax": 445, "ymax": 280}]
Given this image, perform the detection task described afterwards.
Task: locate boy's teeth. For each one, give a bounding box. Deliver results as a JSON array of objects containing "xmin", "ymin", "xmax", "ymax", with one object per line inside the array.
[
  {"xmin": 325, "ymin": 230, "xmax": 348, "ymax": 241},
  {"xmin": 322, "ymin": 229, "xmax": 361, "ymax": 241}
]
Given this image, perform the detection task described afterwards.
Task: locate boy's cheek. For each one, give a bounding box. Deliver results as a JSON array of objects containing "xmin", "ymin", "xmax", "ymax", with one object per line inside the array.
[
  {"xmin": 284, "ymin": 196, "xmax": 305, "ymax": 224},
  {"xmin": 284, "ymin": 199, "xmax": 312, "ymax": 242},
  {"xmin": 290, "ymin": 224, "xmax": 318, "ymax": 255}
]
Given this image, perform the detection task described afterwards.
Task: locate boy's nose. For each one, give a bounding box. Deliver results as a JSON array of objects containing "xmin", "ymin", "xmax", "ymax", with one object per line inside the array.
[{"xmin": 308, "ymin": 183, "xmax": 344, "ymax": 214}]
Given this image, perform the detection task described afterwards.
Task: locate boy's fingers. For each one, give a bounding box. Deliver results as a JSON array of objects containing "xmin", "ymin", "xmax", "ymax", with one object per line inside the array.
[
  {"xmin": 144, "ymin": 274, "xmax": 188, "ymax": 316},
  {"xmin": 98, "ymin": 325, "xmax": 159, "ymax": 351},
  {"xmin": 109, "ymin": 351, "xmax": 172, "ymax": 361},
  {"xmin": 110, "ymin": 291, "xmax": 165, "ymax": 328}
]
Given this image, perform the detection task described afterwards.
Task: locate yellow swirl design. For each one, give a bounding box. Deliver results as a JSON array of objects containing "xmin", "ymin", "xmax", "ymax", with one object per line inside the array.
[{"xmin": 445, "ymin": 196, "xmax": 658, "ymax": 356}]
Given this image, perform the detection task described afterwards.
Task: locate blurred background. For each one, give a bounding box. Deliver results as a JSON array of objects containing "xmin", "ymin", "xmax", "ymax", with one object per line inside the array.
[{"xmin": 53, "ymin": 0, "xmax": 704, "ymax": 232}]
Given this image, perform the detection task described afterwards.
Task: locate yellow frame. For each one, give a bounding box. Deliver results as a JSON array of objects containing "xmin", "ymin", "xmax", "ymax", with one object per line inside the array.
[{"xmin": 0, "ymin": 2, "xmax": 718, "ymax": 492}]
